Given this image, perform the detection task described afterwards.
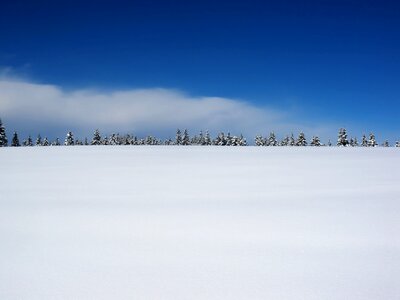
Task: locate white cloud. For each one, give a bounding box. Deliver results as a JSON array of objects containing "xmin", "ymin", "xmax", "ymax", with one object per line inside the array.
[{"xmin": 0, "ymin": 77, "xmax": 330, "ymax": 139}]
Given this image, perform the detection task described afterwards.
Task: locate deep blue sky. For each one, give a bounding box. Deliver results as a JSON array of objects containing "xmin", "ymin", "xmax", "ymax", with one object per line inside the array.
[{"xmin": 1, "ymin": 0, "xmax": 400, "ymax": 139}]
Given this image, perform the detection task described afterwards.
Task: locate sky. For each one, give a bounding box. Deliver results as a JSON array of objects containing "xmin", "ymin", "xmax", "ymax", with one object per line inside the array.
[{"xmin": 1, "ymin": 0, "xmax": 400, "ymax": 142}]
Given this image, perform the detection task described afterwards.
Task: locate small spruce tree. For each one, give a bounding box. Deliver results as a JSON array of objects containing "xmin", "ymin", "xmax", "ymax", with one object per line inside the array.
[
  {"xmin": 368, "ymin": 133, "xmax": 377, "ymax": 147},
  {"xmin": 91, "ymin": 129, "xmax": 102, "ymax": 145},
  {"xmin": 361, "ymin": 134, "xmax": 368, "ymax": 147},
  {"xmin": 310, "ymin": 136, "xmax": 321, "ymax": 146},
  {"xmin": 182, "ymin": 129, "xmax": 190, "ymax": 145},
  {"xmin": 11, "ymin": 132, "xmax": 20, "ymax": 147},
  {"xmin": 175, "ymin": 129, "xmax": 182, "ymax": 145},
  {"xmin": 296, "ymin": 132, "xmax": 307, "ymax": 146},
  {"xmin": 65, "ymin": 131, "xmax": 75, "ymax": 146},
  {"xmin": 337, "ymin": 128, "xmax": 349, "ymax": 147},
  {"xmin": 42, "ymin": 137, "xmax": 49, "ymax": 146},
  {"xmin": 0, "ymin": 118, "xmax": 8, "ymax": 147},
  {"xmin": 36, "ymin": 134, "xmax": 42, "ymax": 146}
]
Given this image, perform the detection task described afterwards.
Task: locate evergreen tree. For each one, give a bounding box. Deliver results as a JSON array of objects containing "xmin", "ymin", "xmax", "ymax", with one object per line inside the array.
[
  {"xmin": 0, "ymin": 118, "xmax": 8, "ymax": 147},
  {"xmin": 35, "ymin": 134, "xmax": 42, "ymax": 146},
  {"xmin": 204, "ymin": 130, "xmax": 212, "ymax": 145},
  {"xmin": 310, "ymin": 136, "xmax": 321, "ymax": 146},
  {"xmin": 42, "ymin": 137, "xmax": 49, "ymax": 146},
  {"xmin": 396, "ymin": 141, "xmax": 400, "ymax": 147},
  {"xmin": 108, "ymin": 133, "xmax": 119, "ymax": 145},
  {"xmin": 267, "ymin": 132, "xmax": 278, "ymax": 146},
  {"xmin": 327, "ymin": 139, "xmax": 332, "ymax": 147},
  {"xmin": 255, "ymin": 135, "xmax": 265, "ymax": 146},
  {"xmin": 361, "ymin": 134, "xmax": 368, "ymax": 147},
  {"xmin": 65, "ymin": 131, "xmax": 75, "ymax": 146},
  {"xmin": 182, "ymin": 129, "xmax": 190, "ymax": 145},
  {"xmin": 11, "ymin": 132, "xmax": 20, "ymax": 147},
  {"xmin": 289, "ymin": 133, "xmax": 296, "ymax": 146},
  {"xmin": 296, "ymin": 132, "xmax": 307, "ymax": 146},
  {"xmin": 238, "ymin": 134, "xmax": 247, "ymax": 146},
  {"xmin": 26, "ymin": 135, "xmax": 33, "ymax": 146},
  {"xmin": 175, "ymin": 129, "xmax": 182, "ymax": 145},
  {"xmin": 368, "ymin": 133, "xmax": 377, "ymax": 147},
  {"xmin": 337, "ymin": 128, "xmax": 349, "ymax": 146},
  {"xmin": 84, "ymin": 137, "xmax": 89, "ymax": 146},
  {"xmin": 280, "ymin": 135, "xmax": 290, "ymax": 146},
  {"xmin": 53, "ymin": 138, "xmax": 61, "ymax": 146},
  {"xmin": 91, "ymin": 129, "xmax": 102, "ymax": 145},
  {"xmin": 382, "ymin": 140, "xmax": 390, "ymax": 147}
]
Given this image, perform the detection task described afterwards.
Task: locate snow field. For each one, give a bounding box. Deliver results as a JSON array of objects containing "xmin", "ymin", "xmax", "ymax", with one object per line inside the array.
[{"xmin": 0, "ymin": 146, "xmax": 399, "ymax": 299}]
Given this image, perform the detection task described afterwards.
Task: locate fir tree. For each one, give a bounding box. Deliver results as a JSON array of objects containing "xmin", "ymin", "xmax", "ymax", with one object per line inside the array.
[
  {"xmin": 0, "ymin": 118, "xmax": 8, "ymax": 147},
  {"xmin": 42, "ymin": 137, "xmax": 49, "ymax": 146},
  {"xmin": 204, "ymin": 130, "xmax": 212, "ymax": 145},
  {"xmin": 255, "ymin": 135, "xmax": 265, "ymax": 146},
  {"xmin": 53, "ymin": 138, "xmax": 61, "ymax": 146},
  {"xmin": 368, "ymin": 133, "xmax": 377, "ymax": 147},
  {"xmin": 11, "ymin": 132, "xmax": 20, "ymax": 147},
  {"xmin": 65, "ymin": 131, "xmax": 75, "ymax": 146},
  {"xmin": 182, "ymin": 129, "xmax": 190, "ymax": 145},
  {"xmin": 296, "ymin": 132, "xmax": 307, "ymax": 146},
  {"xmin": 280, "ymin": 135, "xmax": 290, "ymax": 146},
  {"xmin": 327, "ymin": 139, "xmax": 332, "ymax": 147},
  {"xmin": 310, "ymin": 136, "xmax": 321, "ymax": 146},
  {"xmin": 26, "ymin": 135, "xmax": 33, "ymax": 146},
  {"xmin": 91, "ymin": 129, "xmax": 102, "ymax": 145},
  {"xmin": 396, "ymin": 141, "xmax": 400, "ymax": 148},
  {"xmin": 337, "ymin": 128, "xmax": 349, "ymax": 146},
  {"xmin": 175, "ymin": 129, "xmax": 182, "ymax": 145},
  {"xmin": 36, "ymin": 134, "xmax": 42, "ymax": 146},
  {"xmin": 361, "ymin": 134, "xmax": 368, "ymax": 147},
  {"xmin": 267, "ymin": 132, "xmax": 278, "ymax": 146},
  {"xmin": 382, "ymin": 140, "xmax": 390, "ymax": 147},
  {"xmin": 289, "ymin": 133, "xmax": 296, "ymax": 146}
]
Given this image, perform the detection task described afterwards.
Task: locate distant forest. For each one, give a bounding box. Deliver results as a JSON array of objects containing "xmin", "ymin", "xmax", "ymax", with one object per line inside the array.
[{"xmin": 0, "ymin": 119, "xmax": 399, "ymax": 147}]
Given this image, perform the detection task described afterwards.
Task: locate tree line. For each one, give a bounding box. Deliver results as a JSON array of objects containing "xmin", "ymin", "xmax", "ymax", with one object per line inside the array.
[{"xmin": 0, "ymin": 119, "xmax": 399, "ymax": 147}]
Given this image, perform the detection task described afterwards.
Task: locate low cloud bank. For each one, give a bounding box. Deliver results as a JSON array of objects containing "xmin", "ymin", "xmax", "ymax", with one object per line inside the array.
[{"xmin": 0, "ymin": 77, "xmax": 327, "ymax": 139}]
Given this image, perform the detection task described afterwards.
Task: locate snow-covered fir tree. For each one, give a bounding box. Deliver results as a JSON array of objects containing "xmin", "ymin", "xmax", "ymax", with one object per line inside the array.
[
  {"xmin": 396, "ymin": 141, "xmax": 400, "ymax": 147},
  {"xmin": 84, "ymin": 137, "xmax": 89, "ymax": 146},
  {"xmin": 267, "ymin": 132, "xmax": 278, "ymax": 146},
  {"xmin": 11, "ymin": 132, "xmax": 20, "ymax": 147},
  {"xmin": 36, "ymin": 134, "xmax": 42, "ymax": 146},
  {"xmin": 296, "ymin": 132, "xmax": 307, "ymax": 146},
  {"xmin": 361, "ymin": 134, "xmax": 368, "ymax": 147},
  {"xmin": 204, "ymin": 130, "xmax": 212, "ymax": 145},
  {"xmin": 0, "ymin": 118, "xmax": 8, "ymax": 147},
  {"xmin": 327, "ymin": 139, "xmax": 332, "ymax": 146},
  {"xmin": 382, "ymin": 140, "xmax": 390, "ymax": 147},
  {"xmin": 214, "ymin": 132, "xmax": 227, "ymax": 146},
  {"xmin": 255, "ymin": 135, "xmax": 265, "ymax": 146},
  {"xmin": 280, "ymin": 135, "xmax": 290, "ymax": 146},
  {"xmin": 368, "ymin": 133, "xmax": 377, "ymax": 147},
  {"xmin": 91, "ymin": 129, "xmax": 102, "ymax": 145},
  {"xmin": 108, "ymin": 133, "xmax": 120, "ymax": 145},
  {"xmin": 53, "ymin": 138, "xmax": 61, "ymax": 146},
  {"xmin": 182, "ymin": 129, "xmax": 190, "ymax": 145},
  {"xmin": 24, "ymin": 135, "xmax": 33, "ymax": 146},
  {"xmin": 175, "ymin": 129, "xmax": 182, "ymax": 145},
  {"xmin": 65, "ymin": 131, "xmax": 75, "ymax": 146},
  {"xmin": 337, "ymin": 128, "xmax": 349, "ymax": 146},
  {"xmin": 349, "ymin": 137, "xmax": 359, "ymax": 147},
  {"xmin": 289, "ymin": 133, "xmax": 296, "ymax": 146},
  {"xmin": 310, "ymin": 136, "xmax": 322, "ymax": 146},
  {"xmin": 42, "ymin": 137, "xmax": 49, "ymax": 146}
]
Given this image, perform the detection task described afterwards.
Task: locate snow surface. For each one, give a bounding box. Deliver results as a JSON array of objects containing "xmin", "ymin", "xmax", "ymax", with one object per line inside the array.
[{"xmin": 1, "ymin": 146, "xmax": 400, "ymax": 300}]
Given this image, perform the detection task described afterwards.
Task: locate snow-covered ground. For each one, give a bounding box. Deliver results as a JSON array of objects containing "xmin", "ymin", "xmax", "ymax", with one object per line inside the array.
[{"xmin": 1, "ymin": 146, "xmax": 399, "ymax": 299}]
